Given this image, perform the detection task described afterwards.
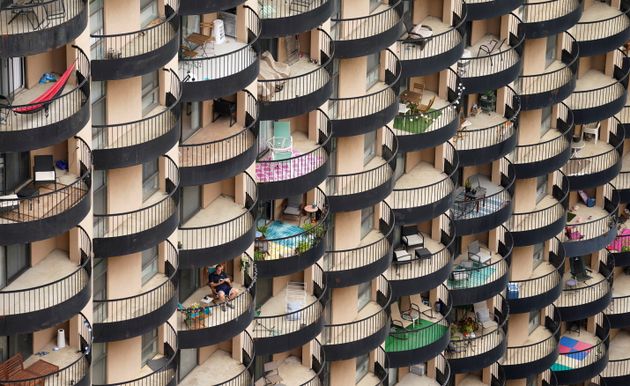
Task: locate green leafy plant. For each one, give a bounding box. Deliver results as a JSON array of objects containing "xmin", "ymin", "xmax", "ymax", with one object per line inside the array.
[
  {"xmin": 257, "ymin": 224, "xmax": 269, "ymax": 234},
  {"xmin": 302, "ymin": 222, "xmax": 325, "ymax": 238},
  {"xmin": 457, "ymin": 317, "xmax": 478, "ymax": 335},
  {"xmin": 295, "ymin": 240, "xmax": 312, "ymax": 254},
  {"xmin": 240, "ymin": 258, "xmax": 250, "ymax": 272},
  {"xmin": 254, "ymin": 250, "xmax": 266, "ymax": 261},
  {"xmin": 406, "ymin": 101, "xmax": 419, "ymax": 115},
  {"xmin": 623, "ymin": 246, "xmax": 630, "ymax": 253}
]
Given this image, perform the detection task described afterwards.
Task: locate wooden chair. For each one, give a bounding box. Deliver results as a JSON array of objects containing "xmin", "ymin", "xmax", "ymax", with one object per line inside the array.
[
  {"xmin": 418, "ymin": 95, "xmax": 435, "ymax": 113},
  {"xmin": 0, "ymin": 353, "xmax": 24, "ymax": 380}
]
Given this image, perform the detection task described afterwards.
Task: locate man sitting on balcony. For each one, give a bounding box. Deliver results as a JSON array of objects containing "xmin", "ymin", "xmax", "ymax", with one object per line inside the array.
[{"xmin": 208, "ymin": 263, "xmax": 239, "ymax": 312}]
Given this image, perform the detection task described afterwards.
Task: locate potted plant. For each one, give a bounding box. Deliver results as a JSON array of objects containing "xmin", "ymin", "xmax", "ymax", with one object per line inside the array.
[
  {"xmin": 295, "ymin": 239, "xmax": 312, "ymax": 254},
  {"xmin": 240, "ymin": 258, "xmax": 250, "ymax": 272},
  {"xmin": 254, "ymin": 250, "xmax": 266, "ymax": 261},
  {"xmin": 458, "ymin": 317, "xmax": 478, "ymax": 336},
  {"xmin": 257, "ymin": 224, "xmax": 269, "ymax": 235},
  {"xmin": 464, "ymin": 179, "xmax": 472, "ymax": 193}
]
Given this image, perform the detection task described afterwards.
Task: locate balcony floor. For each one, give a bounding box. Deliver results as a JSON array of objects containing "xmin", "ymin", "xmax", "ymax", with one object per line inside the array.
[
  {"xmin": 511, "ymin": 261, "xmax": 556, "ymax": 298},
  {"xmin": 570, "ymin": 1, "xmax": 628, "ymax": 40},
  {"xmin": 326, "ymin": 301, "xmax": 381, "ymax": 345},
  {"xmin": 99, "ymin": 272, "xmax": 169, "ymax": 322},
  {"xmin": 609, "ymin": 330, "xmax": 630, "ymax": 361},
  {"xmin": 464, "ymin": 34, "xmax": 518, "ymax": 75},
  {"xmin": 459, "ymin": 374, "xmax": 488, "ymax": 386},
  {"xmin": 571, "ymin": 70, "xmax": 624, "ymax": 107},
  {"xmin": 178, "ymin": 283, "xmax": 246, "ymax": 331},
  {"xmin": 395, "ymin": 372, "xmax": 440, "ymax": 386},
  {"xmin": 102, "ymin": 189, "xmax": 169, "ymax": 238},
  {"xmin": 179, "ymin": 349, "xmax": 245, "ymax": 386},
  {"xmin": 565, "ymin": 139, "xmax": 617, "ymax": 177},
  {"xmin": 180, "ymin": 116, "xmax": 248, "ymax": 166},
  {"xmin": 256, "ymin": 131, "xmax": 323, "ymax": 183},
  {"xmin": 511, "ymin": 194, "xmax": 561, "ymax": 232},
  {"xmin": 180, "ymin": 195, "xmax": 246, "ymax": 250},
  {"xmin": 22, "ymin": 338, "xmax": 82, "ymax": 381},
  {"xmin": 552, "ymin": 329, "xmax": 600, "ymax": 371},
  {"xmin": 454, "ymin": 175, "xmax": 508, "ymax": 221},
  {"xmin": 516, "ymin": 128, "xmax": 564, "ymax": 163},
  {"xmin": 181, "ymin": 35, "xmax": 253, "ymax": 77},
  {"xmin": 329, "ymin": 229, "xmax": 388, "ymax": 271},
  {"xmin": 392, "ymin": 161, "xmax": 450, "ymax": 207},
  {"xmin": 332, "ymin": 156, "xmax": 389, "ymax": 196},
  {"xmin": 387, "ymin": 233, "xmax": 445, "ymax": 280},
  {"xmin": 566, "ymin": 203, "xmax": 610, "ymax": 238},
  {"xmin": 357, "ymin": 372, "xmax": 382, "ymax": 386},
  {"xmin": 519, "ymin": 60, "xmax": 569, "ymax": 94},
  {"xmin": 260, "ymin": 57, "xmax": 322, "ymax": 102},
  {"xmin": 255, "ymin": 356, "xmax": 317, "ymax": 385},
  {"xmin": 332, "ymin": 81, "xmax": 389, "ymax": 120},
  {"xmin": 97, "ymin": 105, "xmax": 168, "ymax": 150},
  {"xmin": 392, "ymin": 91, "xmax": 450, "ymax": 135},
  {"xmin": 503, "ymin": 325, "xmax": 554, "ymax": 365},
  {"xmin": 335, "ymin": 3, "xmax": 397, "ymax": 40},
  {"xmin": 252, "ymin": 286, "xmax": 318, "ymax": 339},
  {"xmin": 402, "ymin": 16, "xmax": 456, "ymax": 59},
  {"xmin": 555, "ymin": 270, "xmax": 607, "ymax": 308},
  {"xmin": 611, "ymin": 271, "xmax": 630, "ymax": 299},
  {"xmin": 386, "ymin": 300, "xmax": 444, "ymax": 351},
  {"xmin": 456, "ymin": 110, "xmax": 509, "ymax": 151}
]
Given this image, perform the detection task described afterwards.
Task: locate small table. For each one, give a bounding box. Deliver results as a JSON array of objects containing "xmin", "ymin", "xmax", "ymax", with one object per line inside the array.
[
  {"xmin": 303, "ymin": 205, "xmax": 319, "ymax": 223},
  {"xmin": 400, "ymin": 90, "xmax": 422, "ymax": 105},
  {"xmin": 401, "ymin": 308, "xmax": 420, "ymax": 326},
  {"xmin": 414, "ymin": 248, "xmax": 432, "ymax": 261},
  {"xmin": 185, "ymin": 33, "xmax": 213, "ymax": 55}
]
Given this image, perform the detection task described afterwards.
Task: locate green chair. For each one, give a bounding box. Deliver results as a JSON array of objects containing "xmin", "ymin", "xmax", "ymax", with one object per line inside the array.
[{"xmin": 268, "ymin": 121, "xmax": 293, "ymax": 160}]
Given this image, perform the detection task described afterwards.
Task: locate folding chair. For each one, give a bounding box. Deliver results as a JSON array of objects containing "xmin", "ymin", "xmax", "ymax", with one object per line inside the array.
[
  {"xmin": 268, "ymin": 121, "xmax": 293, "ymax": 160},
  {"xmin": 33, "ymin": 155, "xmax": 56, "ymax": 188}
]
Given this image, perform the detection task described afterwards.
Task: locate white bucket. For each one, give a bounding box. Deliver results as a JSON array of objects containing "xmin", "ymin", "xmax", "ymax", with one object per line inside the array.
[
  {"xmin": 213, "ymin": 19, "xmax": 226, "ymax": 44},
  {"xmin": 57, "ymin": 329, "xmax": 66, "ymax": 348}
]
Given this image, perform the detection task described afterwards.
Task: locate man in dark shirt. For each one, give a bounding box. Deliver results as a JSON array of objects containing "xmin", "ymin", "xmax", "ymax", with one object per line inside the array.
[{"xmin": 209, "ymin": 263, "xmax": 239, "ymax": 311}]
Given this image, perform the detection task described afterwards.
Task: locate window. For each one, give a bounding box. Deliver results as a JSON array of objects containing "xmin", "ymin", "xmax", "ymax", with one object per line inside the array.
[
  {"xmin": 355, "ymin": 353, "xmax": 369, "ymax": 383},
  {"xmin": 0, "ymin": 152, "xmax": 30, "ymax": 195},
  {"xmin": 181, "ymin": 102, "xmax": 201, "ymax": 141},
  {"xmin": 0, "ymin": 334, "xmax": 32, "ymax": 363},
  {"xmin": 369, "ymin": 0, "xmax": 382, "ymax": 11},
  {"xmin": 540, "ymin": 106, "xmax": 552, "ymax": 137},
  {"xmin": 141, "ymin": 246, "xmax": 158, "ymax": 285},
  {"xmin": 93, "ymin": 170, "xmax": 107, "ymax": 231},
  {"xmin": 0, "ymin": 244, "xmax": 29, "ymax": 290},
  {"xmin": 179, "ymin": 268, "xmax": 200, "ymax": 302},
  {"xmin": 141, "ymin": 72, "xmax": 159, "ymax": 115},
  {"xmin": 90, "ymin": 0, "xmax": 104, "ymax": 59},
  {"xmin": 180, "ymin": 185, "xmax": 201, "ymax": 223},
  {"xmin": 93, "ymin": 258, "xmax": 107, "ymax": 321},
  {"xmin": 357, "ymin": 281, "xmax": 371, "ymax": 311},
  {"xmin": 393, "ymin": 153, "xmax": 404, "ymax": 181},
  {"xmin": 363, "ymin": 131, "xmax": 376, "ymax": 165},
  {"xmin": 532, "ymin": 242, "xmax": 544, "ymax": 270},
  {"xmin": 360, "ymin": 206, "xmax": 374, "ymax": 239},
  {"xmin": 179, "ymin": 348, "xmax": 198, "ymax": 381},
  {"xmin": 91, "ymin": 80, "xmax": 107, "ymax": 149},
  {"xmin": 528, "ymin": 310, "xmax": 540, "ymax": 334},
  {"xmin": 536, "ymin": 175, "xmax": 548, "ymax": 203},
  {"xmin": 142, "ymin": 159, "xmax": 159, "ymax": 201},
  {"xmin": 182, "ymin": 15, "xmax": 200, "ymax": 37},
  {"xmin": 92, "ymin": 343, "xmax": 107, "ymax": 384},
  {"xmin": 141, "ymin": 329, "xmax": 158, "ymax": 365},
  {"xmin": 257, "ymin": 120, "xmax": 274, "ymax": 156},
  {"xmin": 545, "ymin": 34, "xmax": 556, "ymax": 68},
  {"xmin": 140, "ymin": 0, "xmax": 159, "ymax": 28},
  {"xmin": 0, "ymin": 58, "xmax": 24, "ymax": 98},
  {"xmin": 366, "ymin": 52, "xmax": 380, "ymax": 89}
]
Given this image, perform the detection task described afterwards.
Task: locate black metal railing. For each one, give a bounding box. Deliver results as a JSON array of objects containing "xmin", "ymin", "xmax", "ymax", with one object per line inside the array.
[
  {"xmin": 564, "ymin": 117, "xmax": 623, "ymax": 178},
  {"xmin": 556, "ymin": 251, "xmax": 613, "ymax": 309},
  {"xmin": 514, "ymin": 102, "xmax": 573, "ymax": 166},
  {"xmin": 328, "ymin": 126, "xmax": 398, "ymax": 197},
  {"xmin": 571, "ymin": 2, "xmax": 630, "ymax": 42},
  {"xmin": 568, "ymin": 49, "xmax": 629, "ymax": 111},
  {"xmin": 542, "ymin": 369, "xmax": 558, "ymax": 386},
  {"xmin": 606, "ymin": 286, "xmax": 630, "ymax": 319},
  {"xmin": 0, "ymin": 226, "xmax": 90, "ymax": 316},
  {"xmin": 554, "ymin": 315, "xmax": 610, "ymax": 374},
  {"xmin": 91, "ymin": 0, "xmax": 178, "ymax": 61},
  {"xmin": 436, "ymin": 354, "xmax": 452, "ymax": 385},
  {"xmin": 325, "ymin": 202, "xmax": 394, "ymax": 273},
  {"xmin": 256, "ymin": 110, "xmax": 332, "ymax": 183},
  {"xmin": 300, "ymin": 340, "xmax": 326, "ymax": 386},
  {"xmin": 390, "ymin": 142, "xmax": 457, "ymax": 210},
  {"xmin": 180, "ymin": 6, "xmax": 259, "ymax": 82},
  {"xmin": 323, "ymin": 275, "xmax": 391, "ymax": 345},
  {"xmin": 329, "ymin": 49, "xmax": 401, "ymax": 121},
  {"xmin": 93, "ymin": 69, "xmax": 181, "ymax": 152},
  {"xmin": 398, "ymin": 0, "xmax": 466, "ymax": 62},
  {"xmin": 180, "ymin": 90, "xmax": 258, "ymax": 168},
  {"xmin": 253, "ymin": 264, "xmax": 326, "ymax": 339},
  {"xmin": 178, "ymin": 254, "xmax": 255, "ymax": 332},
  {"xmin": 602, "ymin": 344, "xmax": 630, "ymax": 379},
  {"xmin": 521, "ymin": 0, "xmax": 581, "ymax": 24},
  {"xmin": 504, "ymin": 305, "xmax": 560, "ymax": 367},
  {"xmin": 331, "ymin": 0, "xmax": 402, "ymax": 42},
  {"xmin": 94, "ymin": 322, "xmax": 178, "ymax": 386},
  {"xmin": 453, "ymin": 157, "xmax": 515, "ymax": 220},
  {"xmin": 256, "ymin": 188, "xmax": 329, "ymax": 263},
  {"xmin": 0, "ymin": 136, "xmax": 91, "ymax": 224},
  {"xmin": 221, "ymin": 331, "xmax": 255, "ymax": 386},
  {"xmin": 0, "ymin": 0, "xmax": 85, "ymax": 35},
  {"xmin": 446, "ymin": 294, "xmax": 509, "ymax": 361},
  {"xmin": 258, "ymin": 29, "xmax": 333, "ymax": 103},
  {"xmin": 259, "ymin": 0, "xmax": 328, "ymax": 19},
  {"xmin": 373, "ymin": 346, "xmax": 389, "ymax": 385},
  {"xmin": 454, "ymin": 86, "xmax": 519, "ymax": 152},
  {"xmin": 178, "ymin": 172, "xmax": 257, "ymax": 252},
  {"xmin": 564, "ymin": 183, "xmax": 618, "ymax": 244},
  {"xmin": 387, "ymin": 285, "xmax": 450, "ymax": 352},
  {"xmin": 460, "ymin": 13, "xmax": 524, "ymax": 78},
  {"xmin": 0, "ymin": 46, "xmax": 89, "ymax": 133},
  {"xmin": 508, "ymin": 237, "xmax": 565, "ymax": 301},
  {"xmin": 94, "ymin": 155, "xmax": 179, "ymax": 239},
  {"xmin": 94, "ymin": 241, "xmax": 178, "ymax": 324},
  {"xmin": 515, "ymin": 32, "xmax": 578, "ymax": 95},
  {"xmin": 389, "ymin": 213, "xmax": 454, "ymax": 282},
  {"xmin": 508, "ymin": 170, "xmax": 568, "ymax": 233}
]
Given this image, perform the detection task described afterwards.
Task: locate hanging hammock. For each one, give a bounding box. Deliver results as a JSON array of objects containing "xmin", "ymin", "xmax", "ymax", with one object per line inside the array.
[{"xmin": 13, "ymin": 61, "xmax": 76, "ymax": 115}]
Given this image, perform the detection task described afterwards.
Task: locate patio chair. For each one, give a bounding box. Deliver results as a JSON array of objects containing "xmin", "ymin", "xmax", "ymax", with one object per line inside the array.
[
  {"xmin": 582, "ymin": 122, "xmax": 600, "ymax": 144},
  {"xmin": 282, "ymin": 195, "xmax": 303, "ymax": 221},
  {"xmin": 570, "ymin": 256, "xmax": 592, "ymax": 283},
  {"xmin": 268, "ymin": 121, "xmax": 293, "ymax": 160},
  {"xmin": 0, "ymin": 194, "xmax": 19, "ymax": 214},
  {"xmin": 467, "ymin": 174, "xmax": 487, "ymax": 197},
  {"xmin": 263, "ymin": 361, "xmax": 283, "ymax": 384},
  {"xmin": 418, "ymin": 95, "xmax": 435, "ymax": 113},
  {"xmin": 473, "ymin": 301, "xmax": 497, "ymax": 334},
  {"xmin": 401, "ymin": 226, "xmax": 424, "ymax": 249},
  {"xmin": 33, "ymin": 155, "xmax": 56, "ymax": 188}
]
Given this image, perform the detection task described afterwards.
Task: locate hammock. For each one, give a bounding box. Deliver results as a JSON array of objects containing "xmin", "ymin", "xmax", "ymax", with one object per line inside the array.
[{"xmin": 13, "ymin": 62, "xmax": 76, "ymax": 115}]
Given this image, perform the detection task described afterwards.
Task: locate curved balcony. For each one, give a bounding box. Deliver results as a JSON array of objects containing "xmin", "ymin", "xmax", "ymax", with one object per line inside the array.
[
  {"xmin": 386, "ymin": 285, "xmax": 451, "ymax": 367},
  {"xmin": 387, "ymin": 213, "xmax": 454, "ymax": 297},
  {"xmin": 502, "ymin": 305, "xmax": 561, "ymax": 379},
  {"xmin": 452, "ymin": 158, "xmax": 515, "ymax": 236},
  {"xmin": 515, "ymin": 33, "xmax": 578, "ymax": 110},
  {"xmin": 617, "ymin": 100, "xmax": 630, "ymax": 138},
  {"xmin": 256, "ymin": 111, "xmax": 332, "ymax": 201},
  {"xmin": 569, "ymin": 2, "xmax": 630, "ymax": 57},
  {"xmin": 552, "ymin": 316, "xmax": 610, "ymax": 385},
  {"xmin": 179, "ymin": 173, "xmax": 257, "ymax": 268},
  {"xmin": 389, "ymin": 143, "xmax": 457, "ymax": 225},
  {"xmin": 507, "ymin": 238, "xmax": 565, "ymax": 314},
  {"xmin": 394, "ymin": 354, "xmax": 451, "ymax": 386},
  {"xmin": 331, "ymin": 0, "xmax": 403, "ymax": 58},
  {"xmin": 508, "ymin": 170, "xmax": 569, "ymax": 246},
  {"xmin": 0, "ymin": 313, "xmax": 92, "ymax": 386},
  {"xmin": 567, "ymin": 49, "xmax": 629, "ymax": 124},
  {"xmin": 93, "ymin": 156, "xmax": 179, "ymax": 258},
  {"xmin": 562, "ymin": 183, "xmax": 618, "ymax": 257},
  {"xmin": 329, "ymin": 50, "xmax": 401, "ymax": 137},
  {"xmin": 392, "ymin": 71, "xmax": 460, "ymax": 153},
  {"xmin": 323, "ymin": 276, "xmax": 391, "ymax": 361},
  {"xmin": 253, "ymin": 264, "xmax": 327, "ymax": 355},
  {"xmin": 518, "ymin": 0, "xmax": 583, "ymax": 38},
  {"xmin": 259, "ymin": 0, "xmax": 332, "ymax": 37},
  {"xmin": 447, "ymin": 227, "xmax": 512, "ymax": 306},
  {"xmin": 454, "ymin": 86, "xmax": 519, "ymax": 166},
  {"xmin": 605, "ymin": 269, "xmax": 630, "ymax": 328},
  {"xmin": 256, "ymin": 189, "xmax": 329, "ymax": 278},
  {"xmin": 325, "ymin": 202, "xmax": 393, "ymax": 288},
  {"xmin": 93, "ymin": 69, "xmax": 181, "ymax": 170},
  {"xmin": 179, "ymin": 6, "xmax": 259, "ymax": 102},
  {"xmin": 446, "ymin": 294, "xmax": 509, "ymax": 373},
  {"xmin": 252, "ymin": 339, "xmax": 326, "ymax": 386},
  {"xmin": 0, "ymin": 227, "xmax": 91, "ymax": 335},
  {"xmin": 179, "ymin": 91, "xmax": 258, "ymax": 186},
  {"xmin": 458, "ymin": 14, "xmax": 524, "ymax": 94},
  {"xmin": 602, "ymin": 330, "xmax": 630, "ymax": 386},
  {"xmin": 465, "ymin": 0, "xmax": 523, "ymax": 20},
  {"xmin": 564, "ymin": 120, "xmax": 623, "ymax": 190},
  {"xmin": 328, "ymin": 128, "xmax": 397, "ymax": 212},
  {"xmin": 0, "ymin": 46, "xmax": 89, "ymax": 153},
  {"xmin": 0, "ymin": 0, "xmax": 87, "ymax": 56},
  {"xmin": 259, "ymin": 30, "xmax": 333, "ymax": 120},
  {"xmin": 179, "ymin": 0, "xmax": 246, "ymax": 15},
  {"xmin": 555, "ymin": 251, "xmax": 613, "ymax": 321},
  {"xmin": 93, "ymin": 241, "xmax": 178, "ymax": 342},
  {"xmin": 513, "ymin": 103, "xmax": 573, "ymax": 178},
  {"xmin": 398, "ymin": 0, "xmax": 466, "ymax": 78},
  {"xmin": 177, "ymin": 255, "xmax": 256, "ymax": 349},
  {"xmin": 607, "ymin": 230, "xmax": 630, "ymax": 267},
  {"xmin": 94, "ymin": 322, "xmax": 178, "ymax": 386},
  {"xmin": 0, "ymin": 137, "xmax": 91, "ymax": 245},
  {"xmin": 91, "ymin": 0, "xmax": 179, "ymax": 81}
]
